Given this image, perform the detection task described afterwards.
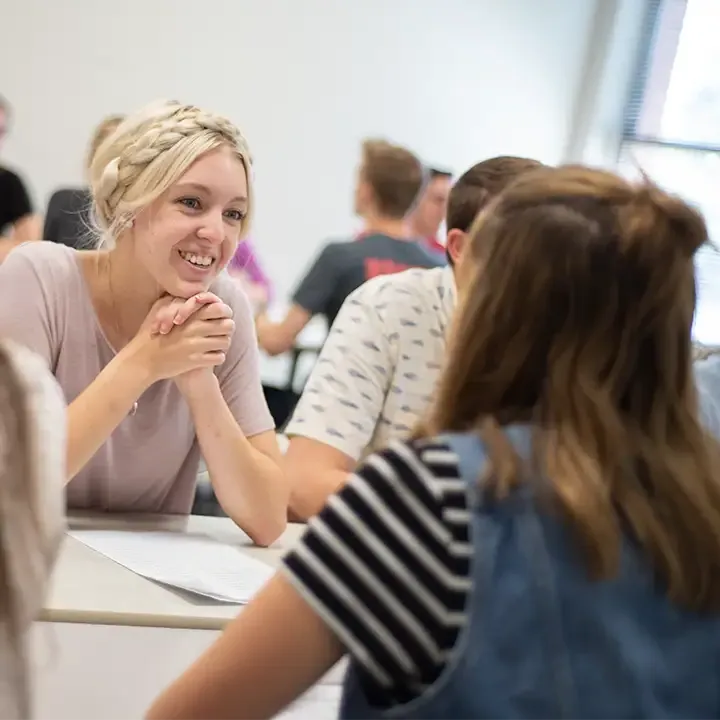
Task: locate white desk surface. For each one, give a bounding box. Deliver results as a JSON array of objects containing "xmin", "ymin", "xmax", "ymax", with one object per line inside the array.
[{"xmin": 43, "ymin": 513, "xmax": 306, "ymax": 631}]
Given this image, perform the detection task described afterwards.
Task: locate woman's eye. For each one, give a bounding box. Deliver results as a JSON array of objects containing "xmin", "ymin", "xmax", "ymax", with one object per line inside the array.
[
  {"xmin": 225, "ymin": 209, "xmax": 245, "ymax": 222},
  {"xmin": 179, "ymin": 197, "xmax": 201, "ymax": 210}
]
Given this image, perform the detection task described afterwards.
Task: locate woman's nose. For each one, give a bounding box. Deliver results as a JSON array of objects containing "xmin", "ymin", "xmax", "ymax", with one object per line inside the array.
[{"xmin": 197, "ymin": 212, "xmax": 224, "ymax": 243}]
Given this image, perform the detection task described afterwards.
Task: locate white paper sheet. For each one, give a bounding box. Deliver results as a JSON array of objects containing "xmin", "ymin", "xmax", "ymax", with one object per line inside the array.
[{"xmin": 70, "ymin": 530, "xmax": 275, "ymax": 604}]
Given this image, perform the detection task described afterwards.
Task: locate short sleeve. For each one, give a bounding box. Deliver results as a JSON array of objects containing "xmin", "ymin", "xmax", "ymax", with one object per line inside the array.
[
  {"xmin": 280, "ymin": 438, "xmax": 470, "ymax": 706},
  {"xmin": 0, "ymin": 170, "xmax": 32, "ymax": 227},
  {"xmin": 285, "ymin": 282, "xmax": 394, "ymax": 460},
  {"xmin": 212, "ymin": 274, "xmax": 275, "ymax": 437},
  {"xmin": 0, "ymin": 245, "xmax": 57, "ymax": 368},
  {"xmin": 292, "ymin": 244, "xmax": 343, "ymax": 316}
]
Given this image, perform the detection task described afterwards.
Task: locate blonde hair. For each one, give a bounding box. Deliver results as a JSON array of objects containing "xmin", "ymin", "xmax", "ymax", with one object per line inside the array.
[
  {"xmin": 420, "ymin": 165, "xmax": 720, "ymax": 612},
  {"xmin": 89, "ymin": 101, "xmax": 253, "ymax": 248},
  {"xmin": 0, "ymin": 343, "xmax": 58, "ymax": 718},
  {"xmin": 85, "ymin": 114, "xmax": 125, "ymax": 172}
]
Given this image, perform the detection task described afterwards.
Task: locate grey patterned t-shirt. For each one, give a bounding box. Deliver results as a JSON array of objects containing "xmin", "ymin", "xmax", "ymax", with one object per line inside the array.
[{"xmin": 285, "ymin": 266, "xmax": 456, "ymax": 460}]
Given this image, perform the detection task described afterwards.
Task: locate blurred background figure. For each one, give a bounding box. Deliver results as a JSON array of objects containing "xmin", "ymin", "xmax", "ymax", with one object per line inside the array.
[
  {"xmin": 0, "ymin": 95, "xmax": 40, "ymax": 261},
  {"xmin": 255, "ymin": 138, "xmax": 441, "ymax": 358},
  {"xmin": 43, "ymin": 114, "xmax": 125, "ymax": 247},
  {"xmin": 409, "ymin": 166, "xmax": 452, "ymax": 261},
  {"xmin": 226, "ymin": 237, "xmax": 273, "ymax": 316}
]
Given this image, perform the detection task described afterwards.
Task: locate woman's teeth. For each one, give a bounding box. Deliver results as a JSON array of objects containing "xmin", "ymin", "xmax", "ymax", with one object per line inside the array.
[{"xmin": 179, "ymin": 250, "xmax": 214, "ymax": 267}]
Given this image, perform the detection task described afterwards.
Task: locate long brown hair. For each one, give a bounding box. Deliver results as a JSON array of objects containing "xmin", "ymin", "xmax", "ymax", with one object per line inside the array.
[
  {"xmin": 421, "ymin": 165, "xmax": 720, "ymax": 612},
  {"xmin": 0, "ymin": 343, "xmax": 58, "ymax": 717}
]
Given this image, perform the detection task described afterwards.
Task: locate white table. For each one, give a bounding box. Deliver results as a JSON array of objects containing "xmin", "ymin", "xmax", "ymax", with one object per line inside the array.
[{"xmin": 34, "ymin": 513, "xmax": 343, "ymax": 719}]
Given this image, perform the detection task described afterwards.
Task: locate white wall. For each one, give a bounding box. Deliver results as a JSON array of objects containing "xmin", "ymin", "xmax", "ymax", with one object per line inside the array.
[
  {"xmin": 0, "ymin": 0, "xmax": 631, "ymax": 300},
  {"xmin": 564, "ymin": 0, "xmax": 650, "ymax": 167}
]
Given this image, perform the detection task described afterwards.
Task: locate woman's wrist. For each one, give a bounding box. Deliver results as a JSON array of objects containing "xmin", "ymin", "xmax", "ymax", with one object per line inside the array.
[
  {"xmin": 176, "ymin": 370, "xmax": 220, "ymax": 404},
  {"xmin": 115, "ymin": 342, "xmax": 155, "ymax": 396}
]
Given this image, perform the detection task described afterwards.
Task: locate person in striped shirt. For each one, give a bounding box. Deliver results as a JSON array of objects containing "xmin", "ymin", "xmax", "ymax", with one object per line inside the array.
[{"xmin": 148, "ymin": 165, "xmax": 720, "ymax": 719}]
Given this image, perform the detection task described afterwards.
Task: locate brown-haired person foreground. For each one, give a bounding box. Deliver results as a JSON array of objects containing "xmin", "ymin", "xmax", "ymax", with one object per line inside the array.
[
  {"xmin": 0, "ymin": 340, "xmax": 64, "ymax": 719},
  {"xmin": 255, "ymin": 138, "xmax": 442, "ymax": 356},
  {"xmin": 43, "ymin": 113, "xmax": 126, "ymax": 248},
  {"xmin": 148, "ymin": 165, "xmax": 720, "ymax": 720},
  {"xmin": 286, "ymin": 155, "xmax": 544, "ymax": 520}
]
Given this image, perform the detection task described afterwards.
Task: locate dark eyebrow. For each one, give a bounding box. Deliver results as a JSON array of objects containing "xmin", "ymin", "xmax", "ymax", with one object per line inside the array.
[{"xmin": 175, "ymin": 182, "xmax": 247, "ymax": 204}]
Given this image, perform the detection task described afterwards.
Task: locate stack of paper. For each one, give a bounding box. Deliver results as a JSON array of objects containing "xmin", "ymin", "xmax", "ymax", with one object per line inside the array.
[{"xmin": 70, "ymin": 530, "xmax": 275, "ymax": 604}]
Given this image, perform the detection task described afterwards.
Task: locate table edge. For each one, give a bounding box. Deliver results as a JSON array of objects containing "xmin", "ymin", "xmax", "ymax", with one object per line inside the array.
[{"xmin": 40, "ymin": 607, "xmax": 232, "ymax": 631}]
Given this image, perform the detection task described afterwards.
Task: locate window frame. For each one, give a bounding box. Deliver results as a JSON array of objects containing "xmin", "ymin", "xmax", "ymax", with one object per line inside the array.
[
  {"xmin": 621, "ymin": 0, "xmax": 720, "ymax": 155},
  {"xmin": 618, "ymin": 0, "xmax": 720, "ymax": 346}
]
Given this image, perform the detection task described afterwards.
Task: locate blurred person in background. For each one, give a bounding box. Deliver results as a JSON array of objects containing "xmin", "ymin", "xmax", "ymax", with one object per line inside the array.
[
  {"xmin": 43, "ymin": 114, "xmax": 125, "ymax": 248},
  {"xmin": 0, "ymin": 95, "xmax": 40, "ymax": 261},
  {"xmin": 256, "ymin": 138, "xmax": 442, "ymax": 356},
  {"xmin": 409, "ymin": 166, "xmax": 452, "ymax": 260},
  {"xmin": 226, "ymin": 237, "xmax": 273, "ymax": 315}
]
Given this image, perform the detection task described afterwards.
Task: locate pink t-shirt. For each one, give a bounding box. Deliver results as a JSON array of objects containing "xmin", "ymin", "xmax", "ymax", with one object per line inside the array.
[{"xmin": 0, "ymin": 242, "xmax": 275, "ymax": 514}]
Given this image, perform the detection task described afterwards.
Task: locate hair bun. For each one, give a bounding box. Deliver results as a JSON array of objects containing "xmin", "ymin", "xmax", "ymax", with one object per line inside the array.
[{"xmin": 629, "ymin": 180, "xmax": 708, "ymax": 259}]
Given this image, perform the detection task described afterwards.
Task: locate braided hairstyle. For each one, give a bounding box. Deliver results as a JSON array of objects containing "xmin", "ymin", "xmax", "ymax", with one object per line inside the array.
[{"xmin": 89, "ymin": 101, "xmax": 253, "ymax": 248}]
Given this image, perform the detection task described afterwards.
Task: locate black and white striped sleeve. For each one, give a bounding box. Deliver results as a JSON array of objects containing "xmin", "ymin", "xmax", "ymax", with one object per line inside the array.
[{"xmin": 280, "ymin": 438, "xmax": 472, "ymax": 706}]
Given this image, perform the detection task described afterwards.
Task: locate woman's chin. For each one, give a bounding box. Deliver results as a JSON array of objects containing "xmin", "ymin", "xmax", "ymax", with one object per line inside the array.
[
  {"xmin": 164, "ymin": 255, "xmax": 221, "ymax": 297},
  {"xmin": 163, "ymin": 276, "xmax": 215, "ymax": 299}
]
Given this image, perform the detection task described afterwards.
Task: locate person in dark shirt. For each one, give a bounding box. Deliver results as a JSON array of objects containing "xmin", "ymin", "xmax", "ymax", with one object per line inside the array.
[
  {"xmin": 0, "ymin": 95, "xmax": 39, "ymax": 261},
  {"xmin": 256, "ymin": 138, "xmax": 442, "ymax": 356},
  {"xmin": 43, "ymin": 114, "xmax": 125, "ymax": 248}
]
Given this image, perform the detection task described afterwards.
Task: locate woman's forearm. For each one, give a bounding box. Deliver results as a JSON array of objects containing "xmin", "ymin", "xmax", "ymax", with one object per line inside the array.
[
  {"xmin": 183, "ymin": 376, "xmax": 288, "ymax": 546},
  {"xmin": 66, "ymin": 349, "xmax": 150, "ymax": 481}
]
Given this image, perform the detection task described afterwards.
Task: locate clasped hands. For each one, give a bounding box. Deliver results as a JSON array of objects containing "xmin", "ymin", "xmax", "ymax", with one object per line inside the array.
[{"xmin": 130, "ymin": 292, "xmax": 234, "ymax": 395}]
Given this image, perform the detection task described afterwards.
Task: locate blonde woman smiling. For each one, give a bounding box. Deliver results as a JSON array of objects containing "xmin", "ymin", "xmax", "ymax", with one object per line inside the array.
[{"xmin": 0, "ymin": 102, "xmax": 286, "ymax": 545}]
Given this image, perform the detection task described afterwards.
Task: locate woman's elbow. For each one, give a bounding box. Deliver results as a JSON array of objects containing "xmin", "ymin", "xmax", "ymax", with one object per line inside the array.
[
  {"xmin": 239, "ymin": 473, "xmax": 289, "ymax": 546},
  {"xmin": 246, "ymin": 511, "xmax": 287, "ymax": 547}
]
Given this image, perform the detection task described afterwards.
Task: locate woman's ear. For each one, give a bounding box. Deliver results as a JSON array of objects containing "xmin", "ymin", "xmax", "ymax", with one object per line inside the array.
[{"xmin": 446, "ymin": 229, "xmax": 468, "ymax": 266}]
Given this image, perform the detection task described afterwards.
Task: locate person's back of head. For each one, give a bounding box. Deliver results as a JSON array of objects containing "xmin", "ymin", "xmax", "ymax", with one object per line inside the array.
[
  {"xmin": 424, "ymin": 164, "xmax": 720, "ymax": 613},
  {"xmin": 445, "ymin": 155, "xmax": 545, "ymax": 266},
  {"xmin": 354, "ymin": 139, "xmax": 424, "ymax": 221},
  {"xmin": 0, "ymin": 343, "xmax": 60, "ymax": 718}
]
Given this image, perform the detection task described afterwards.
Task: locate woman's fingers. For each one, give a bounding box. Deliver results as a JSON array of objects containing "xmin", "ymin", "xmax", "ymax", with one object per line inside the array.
[
  {"xmin": 151, "ymin": 298, "xmax": 185, "ymax": 335},
  {"xmin": 186, "ymin": 318, "xmax": 235, "ymax": 339},
  {"xmin": 152, "ymin": 292, "xmax": 224, "ymax": 335},
  {"xmin": 194, "ymin": 301, "xmax": 233, "ymax": 321},
  {"xmin": 171, "ymin": 292, "xmax": 223, "ymax": 327}
]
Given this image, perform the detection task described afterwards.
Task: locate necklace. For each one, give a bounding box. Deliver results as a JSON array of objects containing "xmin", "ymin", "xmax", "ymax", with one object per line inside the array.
[{"xmin": 102, "ymin": 255, "xmax": 139, "ymax": 416}]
